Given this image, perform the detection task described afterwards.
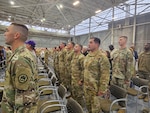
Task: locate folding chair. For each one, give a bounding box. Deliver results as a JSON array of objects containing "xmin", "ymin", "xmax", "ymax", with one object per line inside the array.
[
  {"xmin": 66, "ymin": 97, "xmax": 84, "ymax": 113},
  {"xmin": 38, "ymin": 84, "xmax": 68, "ymax": 113},
  {"xmin": 100, "ymin": 84, "xmax": 127, "ymax": 113},
  {"xmin": 127, "ymin": 77, "xmax": 149, "ymax": 113}
]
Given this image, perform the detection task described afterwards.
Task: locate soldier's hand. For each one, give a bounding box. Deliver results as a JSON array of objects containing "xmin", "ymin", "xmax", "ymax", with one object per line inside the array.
[
  {"xmin": 78, "ymin": 80, "xmax": 83, "ymax": 86},
  {"xmin": 125, "ymin": 80, "xmax": 130, "ymax": 85},
  {"xmin": 98, "ymin": 90, "xmax": 110, "ymax": 99}
]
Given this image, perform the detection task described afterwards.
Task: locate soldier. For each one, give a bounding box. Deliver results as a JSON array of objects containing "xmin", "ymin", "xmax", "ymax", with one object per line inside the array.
[
  {"xmin": 137, "ymin": 43, "xmax": 150, "ymax": 79},
  {"xmin": 64, "ymin": 41, "xmax": 75, "ymax": 91},
  {"xmin": 44, "ymin": 48, "xmax": 49, "ymax": 65},
  {"xmin": 82, "ymin": 46, "xmax": 88, "ymax": 56},
  {"xmin": 108, "ymin": 44, "xmax": 117, "ymax": 59},
  {"xmin": 58, "ymin": 42, "xmax": 66, "ymax": 84},
  {"xmin": 1, "ymin": 23, "xmax": 39, "ymax": 113},
  {"xmin": 137, "ymin": 43, "xmax": 150, "ymax": 104},
  {"xmin": 84, "ymin": 37, "xmax": 110, "ymax": 113},
  {"xmin": 5, "ymin": 46, "xmax": 12, "ymax": 63},
  {"xmin": 111, "ymin": 36, "xmax": 134, "ymax": 89},
  {"xmin": 25, "ymin": 40, "xmax": 37, "ymax": 63},
  {"xmin": 53, "ymin": 46, "xmax": 60, "ymax": 79},
  {"xmin": 71, "ymin": 44, "xmax": 84, "ymax": 107}
]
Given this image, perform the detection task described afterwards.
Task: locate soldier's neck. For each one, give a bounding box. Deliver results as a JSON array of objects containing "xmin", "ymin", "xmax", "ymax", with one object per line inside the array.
[
  {"xmin": 90, "ymin": 48, "xmax": 98, "ymax": 53},
  {"xmin": 120, "ymin": 45, "xmax": 126, "ymax": 49},
  {"xmin": 11, "ymin": 41, "xmax": 25, "ymax": 52},
  {"xmin": 75, "ymin": 51, "xmax": 80, "ymax": 54}
]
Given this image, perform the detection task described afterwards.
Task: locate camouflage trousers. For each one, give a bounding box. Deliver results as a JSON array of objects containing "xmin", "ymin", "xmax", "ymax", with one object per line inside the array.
[
  {"xmin": 84, "ymin": 89, "xmax": 102, "ymax": 113},
  {"xmin": 111, "ymin": 77, "xmax": 129, "ymax": 89},
  {"xmin": 137, "ymin": 71, "xmax": 150, "ymax": 81},
  {"xmin": 1, "ymin": 102, "xmax": 37, "ymax": 113},
  {"xmin": 61, "ymin": 71, "xmax": 71, "ymax": 92},
  {"xmin": 72, "ymin": 85, "xmax": 84, "ymax": 108},
  {"xmin": 59, "ymin": 66, "xmax": 65, "ymax": 83}
]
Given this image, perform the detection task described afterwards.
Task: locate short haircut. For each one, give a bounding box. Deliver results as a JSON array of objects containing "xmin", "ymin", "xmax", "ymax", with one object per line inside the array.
[
  {"xmin": 90, "ymin": 37, "xmax": 101, "ymax": 45},
  {"xmin": 109, "ymin": 45, "xmax": 114, "ymax": 51},
  {"xmin": 7, "ymin": 46, "xmax": 11, "ymax": 50},
  {"xmin": 120, "ymin": 36, "xmax": 128, "ymax": 39},
  {"xmin": 70, "ymin": 41, "xmax": 75, "ymax": 47},
  {"xmin": 62, "ymin": 42, "xmax": 66, "ymax": 47},
  {"xmin": 77, "ymin": 44, "xmax": 83, "ymax": 50},
  {"xmin": 147, "ymin": 43, "xmax": 150, "ymax": 46},
  {"xmin": 11, "ymin": 23, "xmax": 28, "ymax": 42}
]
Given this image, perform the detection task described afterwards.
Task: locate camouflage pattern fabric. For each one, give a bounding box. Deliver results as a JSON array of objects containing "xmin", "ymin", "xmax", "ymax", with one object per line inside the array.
[
  {"xmin": 137, "ymin": 51, "xmax": 150, "ymax": 80},
  {"xmin": 1, "ymin": 46, "xmax": 39, "ymax": 113},
  {"xmin": 63, "ymin": 50, "xmax": 74, "ymax": 91},
  {"xmin": 71, "ymin": 53, "xmax": 84, "ymax": 107},
  {"xmin": 111, "ymin": 48, "xmax": 134, "ymax": 89},
  {"xmin": 58, "ymin": 49, "xmax": 66, "ymax": 83},
  {"xmin": 84, "ymin": 50, "xmax": 110, "ymax": 113},
  {"xmin": 53, "ymin": 51, "xmax": 60, "ymax": 79}
]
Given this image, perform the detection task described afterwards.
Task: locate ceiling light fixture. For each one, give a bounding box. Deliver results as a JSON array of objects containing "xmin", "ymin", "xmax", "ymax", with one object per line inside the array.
[
  {"xmin": 8, "ymin": 18, "xmax": 11, "ymax": 21},
  {"xmin": 95, "ymin": 10, "xmax": 101, "ymax": 14},
  {"xmin": 112, "ymin": 17, "xmax": 118, "ymax": 20},
  {"xmin": 41, "ymin": 18, "xmax": 46, "ymax": 22},
  {"xmin": 73, "ymin": 1, "xmax": 80, "ymax": 6},
  {"xmin": 10, "ymin": 1, "xmax": 15, "ymax": 5},
  {"xmin": 59, "ymin": 4, "xmax": 63, "ymax": 8}
]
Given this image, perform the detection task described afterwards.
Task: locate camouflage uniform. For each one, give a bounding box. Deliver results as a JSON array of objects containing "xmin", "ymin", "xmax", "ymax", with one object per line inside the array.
[
  {"xmin": 58, "ymin": 48, "xmax": 66, "ymax": 83},
  {"xmin": 137, "ymin": 51, "xmax": 150, "ymax": 80},
  {"xmin": 6, "ymin": 50, "xmax": 12, "ymax": 61},
  {"xmin": 84, "ymin": 50, "xmax": 110, "ymax": 113},
  {"xmin": 71, "ymin": 53, "xmax": 84, "ymax": 107},
  {"xmin": 1, "ymin": 46, "xmax": 39, "ymax": 113},
  {"xmin": 64, "ymin": 50, "xmax": 74, "ymax": 90},
  {"xmin": 112, "ymin": 48, "xmax": 134, "ymax": 89},
  {"xmin": 5, "ymin": 50, "xmax": 12, "ymax": 67},
  {"xmin": 44, "ymin": 49, "xmax": 49, "ymax": 65},
  {"xmin": 53, "ymin": 51, "xmax": 60, "ymax": 79}
]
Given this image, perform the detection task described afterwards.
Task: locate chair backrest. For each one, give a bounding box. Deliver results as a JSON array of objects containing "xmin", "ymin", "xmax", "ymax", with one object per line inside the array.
[
  {"xmin": 51, "ymin": 76, "xmax": 57, "ymax": 86},
  {"xmin": 110, "ymin": 84, "xmax": 127, "ymax": 99},
  {"xmin": 132, "ymin": 77, "xmax": 149, "ymax": 87},
  {"xmin": 58, "ymin": 84, "xmax": 67, "ymax": 99},
  {"xmin": 66, "ymin": 98, "xmax": 84, "ymax": 113},
  {"xmin": 48, "ymin": 71, "xmax": 54, "ymax": 79}
]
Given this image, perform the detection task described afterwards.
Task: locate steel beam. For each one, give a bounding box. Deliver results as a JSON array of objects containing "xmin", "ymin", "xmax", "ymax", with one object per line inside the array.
[
  {"xmin": 132, "ymin": 0, "xmax": 137, "ymax": 45},
  {"xmin": 111, "ymin": 6, "xmax": 114, "ymax": 45}
]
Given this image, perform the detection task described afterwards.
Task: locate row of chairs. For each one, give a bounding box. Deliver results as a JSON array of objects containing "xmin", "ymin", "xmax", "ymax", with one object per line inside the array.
[
  {"xmin": 37, "ymin": 57, "xmax": 150, "ymax": 113},
  {"xmin": 103, "ymin": 77, "xmax": 150, "ymax": 113},
  {"xmin": 37, "ymin": 57, "xmax": 84, "ymax": 113}
]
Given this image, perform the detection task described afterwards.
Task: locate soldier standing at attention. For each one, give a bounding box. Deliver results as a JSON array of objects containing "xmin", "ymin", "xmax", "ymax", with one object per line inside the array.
[
  {"xmin": 54, "ymin": 46, "xmax": 60, "ymax": 79},
  {"xmin": 44, "ymin": 48, "xmax": 49, "ymax": 65},
  {"xmin": 137, "ymin": 43, "xmax": 150, "ymax": 104},
  {"xmin": 84, "ymin": 37, "xmax": 110, "ymax": 113},
  {"xmin": 64, "ymin": 42, "xmax": 75, "ymax": 91},
  {"xmin": 25, "ymin": 40, "xmax": 37, "ymax": 63},
  {"xmin": 137, "ymin": 43, "xmax": 150, "ymax": 79},
  {"xmin": 58, "ymin": 42, "xmax": 66, "ymax": 84},
  {"xmin": 111, "ymin": 36, "xmax": 134, "ymax": 89},
  {"xmin": 1, "ymin": 23, "xmax": 39, "ymax": 113},
  {"xmin": 71, "ymin": 44, "xmax": 84, "ymax": 107}
]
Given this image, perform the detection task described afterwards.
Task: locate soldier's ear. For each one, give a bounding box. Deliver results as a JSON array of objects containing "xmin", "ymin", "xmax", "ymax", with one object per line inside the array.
[{"xmin": 14, "ymin": 32, "xmax": 21, "ymax": 40}]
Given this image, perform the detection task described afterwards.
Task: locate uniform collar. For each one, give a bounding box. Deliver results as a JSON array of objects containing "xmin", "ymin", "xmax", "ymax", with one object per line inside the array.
[
  {"xmin": 144, "ymin": 51, "xmax": 150, "ymax": 55},
  {"xmin": 88, "ymin": 49, "xmax": 99, "ymax": 57},
  {"xmin": 119, "ymin": 47, "xmax": 127, "ymax": 50},
  {"xmin": 13, "ymin": 45, "xmax": 25, "ymax": 54},
  {"xmin": 7, "ymin": 45, "xmax": 25, "ymax": 62}
]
